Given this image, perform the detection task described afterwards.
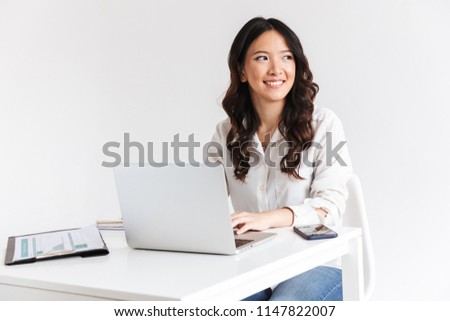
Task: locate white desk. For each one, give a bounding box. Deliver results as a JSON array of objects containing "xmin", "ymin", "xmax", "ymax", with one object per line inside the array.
[{"xmin": 0, "ymin": 227, "xmax": 363, "ymax": 300}]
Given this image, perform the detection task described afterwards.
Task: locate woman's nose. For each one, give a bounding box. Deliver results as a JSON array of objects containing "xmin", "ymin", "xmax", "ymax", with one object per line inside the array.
[{"xmin": 268, "ymin": 61, "xmax": 282, "ymax": 76}]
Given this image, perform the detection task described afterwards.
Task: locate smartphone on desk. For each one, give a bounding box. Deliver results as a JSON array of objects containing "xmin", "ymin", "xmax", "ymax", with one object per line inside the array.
[{"xmin": 293, "ymin": 224, "xmax": 338, "ymax": 240}]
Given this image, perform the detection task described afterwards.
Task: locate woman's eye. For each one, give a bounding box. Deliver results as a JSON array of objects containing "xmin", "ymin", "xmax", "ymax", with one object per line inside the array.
[
  {"xmin": 255, "ymin": 56, "xmax": 268, "ymax": 61},
  {"xmin": 283, "ymin": 55, "xmax": 293, "ymax": 60}
]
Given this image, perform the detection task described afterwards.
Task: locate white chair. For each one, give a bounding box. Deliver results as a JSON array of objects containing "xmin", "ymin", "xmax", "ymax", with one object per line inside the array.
[{"xmin": 343, "ymin": 174, "xmax": 376, "ymax": 299}]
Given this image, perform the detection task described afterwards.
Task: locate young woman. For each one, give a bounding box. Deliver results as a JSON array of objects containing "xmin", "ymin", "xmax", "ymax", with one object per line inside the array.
[{"xmin": 210, "ymin": 17, "xmax": 352, "ymax": 300}]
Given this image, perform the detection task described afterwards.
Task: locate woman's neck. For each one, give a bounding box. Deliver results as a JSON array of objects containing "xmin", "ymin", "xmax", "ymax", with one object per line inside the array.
[
  {"xmin": 254, "ymin": 102, "xmax": 283, "ymax": 133},
  {"xmin": 252, "ymin": 100, "xmax": 284, "ymax": 148}
]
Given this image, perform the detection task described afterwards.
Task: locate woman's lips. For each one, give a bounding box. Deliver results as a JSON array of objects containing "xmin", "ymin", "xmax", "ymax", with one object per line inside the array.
[{"xmin": 263, "ymin": 80, "xmax": 285, "ymax": 88}]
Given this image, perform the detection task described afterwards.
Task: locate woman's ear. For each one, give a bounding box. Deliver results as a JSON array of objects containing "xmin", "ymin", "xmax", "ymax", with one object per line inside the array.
[{"xmin": 238, "ymin": 65, "xmax": 247, "ymax": 83}]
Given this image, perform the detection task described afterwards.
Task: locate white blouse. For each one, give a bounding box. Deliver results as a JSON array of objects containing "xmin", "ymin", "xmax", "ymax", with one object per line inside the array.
[{"xmin": 209, "ymin": 107, "xmax": 353, "ymax": 227}]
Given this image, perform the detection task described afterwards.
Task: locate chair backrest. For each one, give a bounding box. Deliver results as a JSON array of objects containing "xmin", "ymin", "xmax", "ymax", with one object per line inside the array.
[{"xmin": 343, "ymin": 174, "xmax": 376, "ymax": 299}]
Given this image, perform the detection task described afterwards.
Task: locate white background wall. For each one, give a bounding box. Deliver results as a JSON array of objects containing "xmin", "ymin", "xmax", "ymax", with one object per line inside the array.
[{"xmin": 1, "ymin": 0, "xmax": 449, "ymax": 300}]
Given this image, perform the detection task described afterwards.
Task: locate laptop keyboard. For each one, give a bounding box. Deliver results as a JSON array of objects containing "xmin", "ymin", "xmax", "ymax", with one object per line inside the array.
[{"xmin": 235, "ymin": 239, "xmax": 252, "ymax": 248}]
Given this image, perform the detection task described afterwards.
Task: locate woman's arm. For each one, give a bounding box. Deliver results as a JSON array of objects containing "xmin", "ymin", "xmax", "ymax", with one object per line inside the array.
[
  {"xmin": 231, "ymin": 208, "xmax": 327, "ymax": 234},
  {"xmin": 286, "ymin": 109, "xmax": 353, "ymax": 227},
  {"xmin": 232, "ymin": 109, "xmax": 351, "ymax": 233}
]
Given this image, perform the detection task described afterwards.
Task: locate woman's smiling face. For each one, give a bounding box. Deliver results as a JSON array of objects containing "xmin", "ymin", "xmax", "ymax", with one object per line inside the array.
[{"xmin": 240, "ymin": 30, "xmax": 296, "ymax": 107}]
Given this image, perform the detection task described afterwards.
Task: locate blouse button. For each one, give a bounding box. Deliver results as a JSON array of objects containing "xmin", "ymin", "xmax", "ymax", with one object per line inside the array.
[{"xmin": 259, "ymin": 185, "xmax": 265, "ymax": 191}]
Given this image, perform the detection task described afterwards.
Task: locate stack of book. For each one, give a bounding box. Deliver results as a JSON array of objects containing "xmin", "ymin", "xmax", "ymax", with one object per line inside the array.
[{"xmin": 95, "ymin": 219, "xmax": 124, "ymax": 231}]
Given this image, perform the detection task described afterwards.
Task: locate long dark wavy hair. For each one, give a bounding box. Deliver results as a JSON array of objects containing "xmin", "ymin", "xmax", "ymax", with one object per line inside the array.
[{"xmin": 223, "ymin": 17, "xmax": 319, "ymax": 182}]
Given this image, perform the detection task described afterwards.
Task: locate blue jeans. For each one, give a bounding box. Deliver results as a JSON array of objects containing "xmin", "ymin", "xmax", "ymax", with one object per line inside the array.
[{"xmin": 243, "ymin": 266, "xmax": 342, "ymax": 301}]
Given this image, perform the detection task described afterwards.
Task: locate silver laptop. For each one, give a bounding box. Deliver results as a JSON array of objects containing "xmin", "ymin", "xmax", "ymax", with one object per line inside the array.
[{"xmin": 113, "ymin": 164, "xmax": 275, "ymax": 255}]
